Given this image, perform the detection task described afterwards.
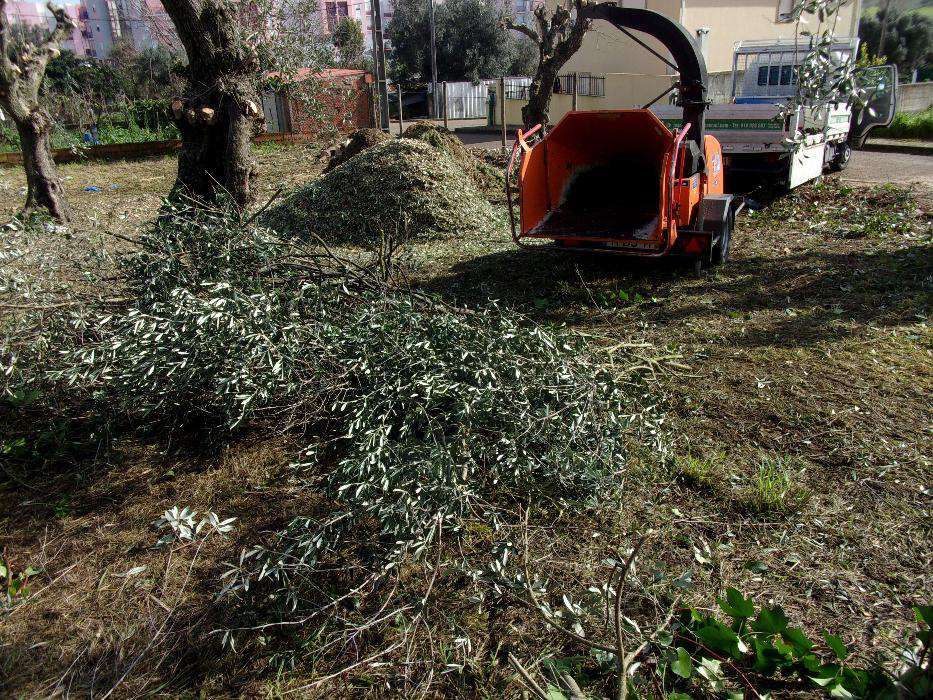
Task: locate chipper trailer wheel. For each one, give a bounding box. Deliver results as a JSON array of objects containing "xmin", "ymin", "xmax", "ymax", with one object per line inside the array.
[
  {"xmin": 694, "ymin": 199, "xmax": 738, "ymax": 275},
  {"xmin": 711, "ymin": 210, "xmax": 734, "ymax": 265}
]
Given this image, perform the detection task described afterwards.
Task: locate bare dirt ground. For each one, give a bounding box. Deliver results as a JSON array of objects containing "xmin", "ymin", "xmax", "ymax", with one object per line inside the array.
[{"xmin": 1, "ymin": 146, "xmax": 930, "ymax": 697}]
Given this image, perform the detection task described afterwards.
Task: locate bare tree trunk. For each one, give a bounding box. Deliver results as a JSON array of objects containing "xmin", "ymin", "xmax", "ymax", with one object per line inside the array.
[
  {"xmin": 162, "ymin": 0, "xmax": 263, "ymax": 208},
  {"xmin": 508, "ymin": 0, "xmax": 589, "ymax": 130},
  {"xmin": 16, "ymin": 109, "xmax": 71, "ymax": 221},
  {"xmin": 0, "ymin": 1, "xmax": 75, "ymax": 222},
  {"xmin": 522, "ymin": 57, "xmax": 563, "ymax": 129}
]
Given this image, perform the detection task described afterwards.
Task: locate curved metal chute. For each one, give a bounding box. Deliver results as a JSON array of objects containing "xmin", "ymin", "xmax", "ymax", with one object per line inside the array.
[{"xmin": 582, "ymin": 3, "xmax": 708, "ymax": 149}]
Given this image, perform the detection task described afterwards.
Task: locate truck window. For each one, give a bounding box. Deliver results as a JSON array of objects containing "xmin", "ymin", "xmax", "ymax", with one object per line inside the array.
[
  {"xmin": 768, "ymin": 65, "xmax": 780, "ymax": 85},
  {"xmin": 780, "ymin": 65, "xmax": 792, "ymax": 85},
  {"xmin": 758, "ymin": 66, "xmax": 768, "ymax": 85}
]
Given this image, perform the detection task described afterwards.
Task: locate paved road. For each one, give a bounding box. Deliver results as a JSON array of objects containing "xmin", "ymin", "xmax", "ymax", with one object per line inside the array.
[
  {"xmin": 455, "ymin": 130, "xmax": 933, "ymax": 188},
  {"xmin": 842, "ymin": 150, "xmax": 933, "ymax": 188}
]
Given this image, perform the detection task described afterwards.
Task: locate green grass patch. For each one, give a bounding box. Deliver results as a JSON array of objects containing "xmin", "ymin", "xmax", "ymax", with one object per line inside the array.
[
  {"xmin": 875, "ymin": 108, "xmax": 933, "ymax": 141},
  {"xmin": 675, "ymin": 451, "xmax": 726, "ymax": 489},
  {"xmin": 736, "ymin": 454, "xmax": 811, "ymax": 514}
]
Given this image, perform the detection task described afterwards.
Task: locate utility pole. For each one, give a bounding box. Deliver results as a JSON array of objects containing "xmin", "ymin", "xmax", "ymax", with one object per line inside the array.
[
  {"xmin": 429, "ymin": 0, "xmax": 439, "ymax": 119},
  {"xmin": 398, "ymin": 83, "xmax": 405, "ymax": 132},
  {"xmin": 878, "ymin": 0, "xmax": 894, "ymax": 61},
  {"xmin": 371, "ymin": 0, "xmax": 391, "ymax": 131},
  {"xmin": 443, "ymin": 81, "xmax": 449, "ymax": 129}
]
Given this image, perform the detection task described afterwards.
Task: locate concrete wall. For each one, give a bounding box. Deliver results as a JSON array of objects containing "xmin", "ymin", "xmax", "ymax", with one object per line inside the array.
[
  {"xmin": 897, "ymin": 82, "xmax": 933, "ymax": 113},
  {"xmin": 681, "ymin": 0, "xmax": 857, "ymax": 73},
  {"xmin": 544, "ymin": 0, "xmax": 858, "ymax": 77}
]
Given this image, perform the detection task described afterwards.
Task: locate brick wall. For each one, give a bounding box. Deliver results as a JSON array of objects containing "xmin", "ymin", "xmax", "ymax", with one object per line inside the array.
[{"xmin": 286, "ymin": 73, "xmax": 374, "ymax": 136}]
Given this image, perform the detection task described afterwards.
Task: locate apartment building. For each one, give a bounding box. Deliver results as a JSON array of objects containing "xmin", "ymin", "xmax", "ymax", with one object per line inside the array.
[{"xmin": 4, "ymin": 0, "xmax": 177, "ymax": 58}]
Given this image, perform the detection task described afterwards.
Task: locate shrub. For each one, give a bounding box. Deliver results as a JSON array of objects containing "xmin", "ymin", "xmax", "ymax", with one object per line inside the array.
[{"xmin": 875, "ymin": 108, "xmax": 933, "ymax": 140}]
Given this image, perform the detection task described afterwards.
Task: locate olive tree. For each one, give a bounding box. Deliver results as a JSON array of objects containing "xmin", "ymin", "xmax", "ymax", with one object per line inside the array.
[
  {"xmin": 161, "ymin": 0, "xmax": 263, "ymax": 207},
  {"xmin": 506, "ymin": 0, "xmax": 590, "ymax": 129},
  {"xmin": 161, "ymin": 0, "xmax": 329, "ymax": 208},
  {"xmin": 0, "ymin": 1, "xmax": 74, "ymax": 221}
]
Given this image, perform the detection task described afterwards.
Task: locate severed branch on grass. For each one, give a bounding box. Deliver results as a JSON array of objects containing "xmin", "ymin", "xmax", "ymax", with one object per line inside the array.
[{"xmin": 505, "ymin": 514, "xmax": 677, "ymax": 700}]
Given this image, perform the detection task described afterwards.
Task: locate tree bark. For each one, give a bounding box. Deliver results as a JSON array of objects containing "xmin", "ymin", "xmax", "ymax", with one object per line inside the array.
[
  {"xmin": 0, "ymin": 1, "xmax": 74, "ymax": 222},
  {"xmin": 161, "ymin": 0, "xmax": 263, "ymax": 208},
  {"xmin": 17, "ymin": 108, "xmax": 72, "ymax": 221},
  {"xmin": 508, "ymin": 0, "xmax": 589, "ymax": 130}
]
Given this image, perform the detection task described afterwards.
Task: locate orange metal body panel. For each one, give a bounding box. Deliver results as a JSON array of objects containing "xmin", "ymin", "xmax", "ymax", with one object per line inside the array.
[
  {"xmin": 515, "ymin": 109, "xmax": 725, "ymax": 257},
  {"xmin": 703, "ymin": 134, "xmax": 724, "ymax": 195},
  {"xmin": 519, "ymin": 110, "xmax": 674, "ymax": 242}
]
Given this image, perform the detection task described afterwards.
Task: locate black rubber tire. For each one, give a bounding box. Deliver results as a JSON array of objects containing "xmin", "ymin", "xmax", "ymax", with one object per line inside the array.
[
  {"xmin": 829, "ymin": 142, "xmax": 852, "ymax": 172},
  {"xmin": 710, "ymin": 211, "xmax": 733, "ymax": 265}
]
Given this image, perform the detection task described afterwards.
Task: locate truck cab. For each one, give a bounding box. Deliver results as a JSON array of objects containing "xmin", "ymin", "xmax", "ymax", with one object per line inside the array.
[{"xmin": 652, "ymin": 38, "xmax": 898, "ymax": 189}]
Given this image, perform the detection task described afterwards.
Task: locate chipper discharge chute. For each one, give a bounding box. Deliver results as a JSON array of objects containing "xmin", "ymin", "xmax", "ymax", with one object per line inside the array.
[{"xmin": 506, "ymin": 3, "xmax": 742, "ymax": 266}]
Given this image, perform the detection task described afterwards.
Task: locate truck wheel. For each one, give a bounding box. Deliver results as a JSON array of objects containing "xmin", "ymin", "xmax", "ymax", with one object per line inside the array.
[
  {"xmin": 711, "ymin": 211, "xmax": 733, "ymax": 265},
  {"xmin": 830, "ymin": 142, "xmax": 851, "ymax": 172}
]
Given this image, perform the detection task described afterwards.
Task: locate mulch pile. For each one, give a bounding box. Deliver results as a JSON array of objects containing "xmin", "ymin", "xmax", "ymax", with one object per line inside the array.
[
  {"xmin": 321, "ymin": 128, "xmax": 391, "ymax": 173},
  {"xmin": 265, "ymin": 138, "xmax": 500, "ymax": 244},
  {"xmin": 402, "ymin": 122, "xmax": 505, "ymax": 198}
]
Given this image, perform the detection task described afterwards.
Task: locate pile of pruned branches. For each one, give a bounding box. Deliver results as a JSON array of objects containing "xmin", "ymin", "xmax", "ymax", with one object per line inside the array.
[{"xmin": 45, "ymin": 202, "xmax": 669, "ymax": 650}]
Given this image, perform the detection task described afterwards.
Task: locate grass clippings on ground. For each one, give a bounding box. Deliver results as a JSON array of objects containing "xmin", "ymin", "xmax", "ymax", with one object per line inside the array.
[{"xmin": 1, "ymin": 146, "xmax": 930, "ymax": 698}]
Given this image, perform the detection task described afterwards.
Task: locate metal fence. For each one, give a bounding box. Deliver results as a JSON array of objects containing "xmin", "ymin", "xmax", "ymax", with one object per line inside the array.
[
  {"xmin": 505, "ymin": 74, "xmax": 606, "ymax": 100},
  {"xmin": 440, "ymin": 80, "xmax": 494, "ymax": 119},
  {"xmin": 554, "ymin": 74, "xmax": 606, "ymax": 97},
  {"xmin": 504, "ymin": 77, "xmax": 532, "ymax": 100}
]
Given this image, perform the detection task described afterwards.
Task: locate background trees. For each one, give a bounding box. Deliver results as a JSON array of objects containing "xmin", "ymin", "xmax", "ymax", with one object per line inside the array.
[
  {"xmin": 388, "ymin": 0, "xmax": 535, "ymax": 82},
  {"xmin": 859, "ymin": 6, "xmax": 933, "ymax": 81},
  {"xmin": 332, "ymin": 17, "xmax": 365, "ymax": 68}
]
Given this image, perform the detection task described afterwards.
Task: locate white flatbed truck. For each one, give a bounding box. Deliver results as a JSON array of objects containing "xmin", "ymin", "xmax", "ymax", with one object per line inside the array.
[{"xmin": 652, "ymin": 38, "xmax": 898, "ymax": 189}]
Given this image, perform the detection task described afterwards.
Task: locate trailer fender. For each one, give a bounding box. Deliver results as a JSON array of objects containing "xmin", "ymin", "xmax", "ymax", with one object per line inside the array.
[{"xmin": 696, "ymin": 194, "xmax": 734, "ymax": 239}]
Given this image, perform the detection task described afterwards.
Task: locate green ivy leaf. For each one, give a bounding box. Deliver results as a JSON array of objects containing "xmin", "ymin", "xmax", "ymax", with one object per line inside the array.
[
  {"xmin": 696, "ymin": 657, "xmax": 725, "ymax": 692},
  {"xmin": 798, "ymin": 652, "xmax": 824, "ymax": 674},
  {"xmin": 671, "ymin": 647, "xmax": 693, "ymax": 678},
  {"xmin": 695, "ymin": 620, "xmax": 743, "ymax": 659},
  {"xmin": 824, "ymin": 632, "xmax": 848, "ymax": 661},
  {"xmin": 751, "ymin": 636, "xmax": 795, "ymax": 674},
  {"xmin": 752, "ymin": 606, "xmax": 789, "ymax": 635},
  {"xmin": 667, "ymin": 694, "xmax": 693, "ymax": 700},
  {"xmin": 915, "ymin": 605, "xmax": 933, "ymax": 628},
  {"xmin": 545, "ymin": 685, "xmax": 568, "ymax": 700},
  {"xmin": 718, "ymin": 587, "xmax": 755, "ymax": 619},
  {"xmin": 782, "ymin": 627, "xmax": 814, "ymax": 657}
]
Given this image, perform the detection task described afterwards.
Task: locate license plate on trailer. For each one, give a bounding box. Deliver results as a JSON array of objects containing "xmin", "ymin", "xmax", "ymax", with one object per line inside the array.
[{"xmin": 604, "ymin": 241, "xmax": 657, "ymax": 250}]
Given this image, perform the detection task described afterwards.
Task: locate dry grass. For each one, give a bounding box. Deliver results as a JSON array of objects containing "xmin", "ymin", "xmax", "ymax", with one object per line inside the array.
[{"xmin": 1, "ymin": 146, "xmax": 930, "ymax": 697}]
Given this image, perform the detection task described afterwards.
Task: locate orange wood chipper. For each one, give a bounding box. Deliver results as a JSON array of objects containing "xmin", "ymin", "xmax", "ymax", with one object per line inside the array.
[{"xmin": 506, "ymin": 4, "xmax": 742, "ymax": 267}]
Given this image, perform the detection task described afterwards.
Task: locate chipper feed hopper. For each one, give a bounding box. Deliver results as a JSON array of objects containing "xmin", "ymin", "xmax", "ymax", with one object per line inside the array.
[{"xmin": 507, "ymin": 3, "xmax": 741, "ymax": 266}]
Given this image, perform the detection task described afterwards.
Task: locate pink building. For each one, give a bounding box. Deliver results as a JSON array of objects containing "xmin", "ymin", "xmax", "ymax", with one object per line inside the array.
[{"xmin": 4, "ymin": 0, "xmax": 176, "ymax": 58}]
